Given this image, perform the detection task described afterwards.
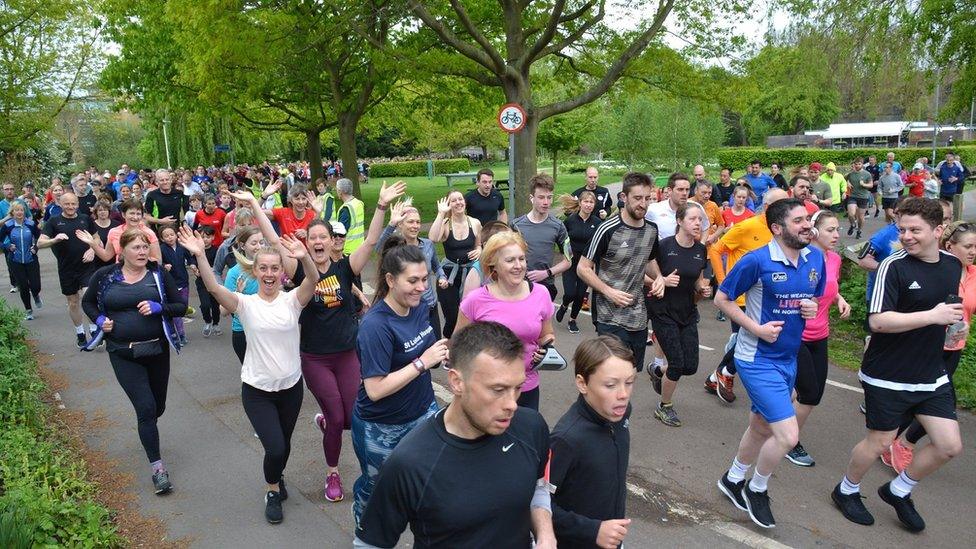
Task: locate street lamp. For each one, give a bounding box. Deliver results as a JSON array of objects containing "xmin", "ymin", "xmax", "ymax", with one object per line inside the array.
[{"xmin": 162, "ymin": 117, "xmax": 172, "ymax": 169}]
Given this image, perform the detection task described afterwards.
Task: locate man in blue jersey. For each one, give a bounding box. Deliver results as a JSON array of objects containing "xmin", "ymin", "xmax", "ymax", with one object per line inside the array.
[
  {"xmin": 714, "ymin": 198, "xmax": 825, "ymax": 529},
  {"xmin": 743, "ymin": 160, "xmax": 777, "ymax": 205}
]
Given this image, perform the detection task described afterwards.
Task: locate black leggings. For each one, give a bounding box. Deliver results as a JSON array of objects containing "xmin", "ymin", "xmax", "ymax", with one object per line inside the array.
[
  {"xmin": 437, "ymin": 269, "xmax": 465, "ymax": 338},
  {"xmin": 242, "ymin": 380, "xmax": 304, "ymax": 484},
  {"xmin": 903, "ymin": 350, "xmax": 961, "ymax": 444},
  {"xmin": 9, "ymin": 260, "xmax": 40, "ymax": 311},
  {"xmin": 653, "ymin": 318, "xmax": 700, "ymax": 382},
  {"xmin": 795, "ymin": 338, "xmax": 829, "ymax": 406},
  {"xmin": 560, "ymin": 254, "xmax": 588, "ymax": 319},
  {"xmin": 232, "ymin": 330, "xmax": 247, "ymax": 364},
  {"xmin": 196, "ymin": 278, "xmax": 221, "ymax": 325},
  {"xmin": 109, "ymin": 346, "xmax": 170, "ymax": 463}
]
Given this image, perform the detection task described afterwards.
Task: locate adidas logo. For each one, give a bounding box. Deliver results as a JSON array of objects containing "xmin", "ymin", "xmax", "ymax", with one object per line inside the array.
[
  {"xmin": 908, "ymin": 281, "xmax": 921, "ymax": 290},
  {"xmin": 620, "ymin": 241, "xmax": 629, "ymax": 248}
]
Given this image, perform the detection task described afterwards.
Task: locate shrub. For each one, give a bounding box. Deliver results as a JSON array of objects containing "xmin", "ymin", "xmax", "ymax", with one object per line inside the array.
[
  {"xmin": 716, "ymin": 145, "xmax": 976, "ymax": 170},
  {"xmin": 369, "ymin": 158, "xmax": 471, "ymax": 178},
  {"xmin": 0, "ymin": 303, "xmax": 123, "ymax": 547}
]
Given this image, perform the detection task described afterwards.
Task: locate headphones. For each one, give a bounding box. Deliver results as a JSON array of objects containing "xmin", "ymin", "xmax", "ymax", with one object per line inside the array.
[{"xmin": 810, "ymin": 209, "xmax": 825, "ymax": 238}]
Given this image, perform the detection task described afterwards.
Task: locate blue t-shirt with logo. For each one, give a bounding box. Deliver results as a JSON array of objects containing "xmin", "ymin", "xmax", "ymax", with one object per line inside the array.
[
  {"xmin": 719, "ymin": 240, "xmax": 826, "ymax": 364},
  {"xmin": 862, "ymin": 223, "xmax": 901, "ymax": 302},
  {"xmin": 355, "ymin": 300, "xmax": 436, "ymax": 424}
]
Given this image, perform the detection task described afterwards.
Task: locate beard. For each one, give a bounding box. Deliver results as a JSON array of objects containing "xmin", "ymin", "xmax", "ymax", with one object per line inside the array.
[{"xmin": 781, "ymin": 228, "xmax": 810, "ymax": 250}]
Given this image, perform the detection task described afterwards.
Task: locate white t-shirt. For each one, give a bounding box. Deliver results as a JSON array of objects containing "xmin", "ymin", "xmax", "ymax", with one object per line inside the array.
[
  {"xmin": 235, "ymin": 290, "xmax": 303, "ymax": 392},
  {"xmin": 645, "ymin": 200, "xmax": 678, "ymax": 239}
]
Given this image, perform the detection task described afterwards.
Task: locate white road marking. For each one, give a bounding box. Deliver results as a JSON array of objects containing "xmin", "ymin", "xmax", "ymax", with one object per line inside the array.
[
  {"xmin": 699, "ymin": 344, "xmax": 715, "ymax": 351},
  {"xmin": 826, "ymin": 378, "xmax": 864, "ymax": 394}
]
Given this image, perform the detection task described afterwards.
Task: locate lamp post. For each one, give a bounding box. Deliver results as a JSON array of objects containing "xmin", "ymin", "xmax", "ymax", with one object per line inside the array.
[{"xmin": 162, "ymin": 117, "xmax": 172, "ymax": 169}]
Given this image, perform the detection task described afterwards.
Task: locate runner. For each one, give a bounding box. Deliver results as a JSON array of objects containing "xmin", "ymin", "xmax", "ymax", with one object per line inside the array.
[
  {"xmin": 556, "ymin": 191, "xmax": 601, "ymax": 334},
  {"xmin": 37, "ymin": 193, "xmax": 96, "ymax": 344},
  {"xmin": 714, "ymin": 198, "xmax": 824, "ymax": 529},
  {"xmin": 878, "ymin": 163, "xmax": 904, "ymax": 223},
  {"xmin": 192, "ymin": 226, "xmax": 222, "ymax": 338},
  {"xmin": 743, "ymin": 160, "xmax": 778, "ymax": 204},
  {"xmin": 832, "ymin": 198, "xmax": 964, "ymax": 532},
  {"xmin": 647, "ymin": 204, "xmax": 711, "ymax": 427},
  {"xmin": 89, "ymin": 202, "xmax": 121, "ymax": 271},
  {"xmin": 512, "ymin": 174, "xmax": 571, "ymax": 300},
  {"xmin": 464, "ymin": 168, "xmax": 507, "ymax": 225},
  {"xmin": 819, "ymin": 162, "xmax": 847, "ymax": 214},
  {"xmin": 181, "ymin": 226, "xmax": 318, "ymax": 524},
  {"xmin": 81, "ymin": 228, "xmax": 186, "ymax": 495},
  {"xmin": 350, "ymin": 238, "xmax": 449, "ymax": 525},
  {"xmin": 456, "ymin": 231, "xmax": 556, "ymax": 410},
  {"xmin": 221, "ymin": 226, "xmax": 262, "ymax": 363},
  {"xmin": 845, "ymin": 157, "xmax": 874, "ymax": 239},
  {"xmin": 576, "ymin": 172, "xmax": 665, "ymax": 371},
  {"xmin": 571, "ymin": 166, "xmax": 613, "ymax": 219},
  {"xmin": 144, "ymin": 169, "xmax": 189, "ymax": 226},
  {"xmin": 461, "ymin": 220, "xmax": 514, "ymax": 299},
  {"xmin": 645, "ymin": 172, "xmax": 691, "ymax": 240},
  {"xmin": 158, "ymin": 225, "xmax": 192, "ymax": 345},
  {"xmin": 788, "ymin": 175, "xmax": 821, "ymax": 215},
  {"xmin": 786, "ymin": 210, "xmax": 851, "ymax": 467},
  {"xmin": 549, "ymin": 336, "xmax": 635, "ymax": 549},
  {"xmin": 705, "ymin": 188, "xmax": 789, "ymax": 402},
  {"xmin": 0, "ymin": 201, "xmax": 42, "ymax": 319},
  {"xmin": 427, "ymin": 190, "xmax": 482, "ymax": 338},
  {"xmin": 864, "ymin": 155, "xmax": 882, "ymax": 217},
  {"xmin": 353, "ymin": 322, "xmax": 555, "ymax": 549},
  {"xmin": 42, "ymin": 182, "xmax": 65, "ymax": 222},
  {"xmin": 77, "ymin": 198, "xmax": 162, "ymax": 263},
  {"xmin": 192, "ymin": 194, "xmax": 226, "ymax": 246},
  {"xmin": 721, "ymin": 186, "xmax": 755, "ymax": 228},
  {"xmin": 267, "ymin": 184, "xmax": 319, "ymax": 240}
]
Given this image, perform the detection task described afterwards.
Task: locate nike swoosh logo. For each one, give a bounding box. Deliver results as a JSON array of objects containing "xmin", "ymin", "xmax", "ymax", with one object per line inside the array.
[{"xmin": 502, "ymin": 443, "xmax": 514, "ymax": 452}]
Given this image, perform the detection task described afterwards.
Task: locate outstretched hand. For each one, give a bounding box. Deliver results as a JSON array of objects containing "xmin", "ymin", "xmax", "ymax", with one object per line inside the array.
[
  {"xmin": 436, "ymin": 196, "xmax": 451, "ymax": 215},
  {"xmin": 227, "ymin": 189, "xmax": 255, "ymax": 203},
  {"xmin": 378, "ymin": 180, "xmax": 407, "ymax": 208},
  {"xmin": 177, "ymin": 225, "xmax": 205, "ymax": 256},
  {"xmin": 280, "ymin": 234, "xmax": 308, "ymax": 261},
  {"xmin": 388, "ymin": 200, "xmax": 407, "ymax": 226}
]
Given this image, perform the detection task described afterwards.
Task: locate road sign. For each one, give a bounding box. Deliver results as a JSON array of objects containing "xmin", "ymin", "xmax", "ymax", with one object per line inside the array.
[
  {"xmin": 497, "ymin": 103, "xmax": 526, "ymax": 133},
  {"xmin": 214, "ymin": 144, "xmax": 230, "ymax": 153}
]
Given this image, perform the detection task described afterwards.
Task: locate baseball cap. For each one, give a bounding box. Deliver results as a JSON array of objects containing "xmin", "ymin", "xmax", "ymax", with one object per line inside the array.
[
  {"xmin": 330, "ymin": 221, "xmax": 347, "ymax": 236},
  {"xmin": 810, "ymin": 162, "xmax": 823, "ymax": 171}
]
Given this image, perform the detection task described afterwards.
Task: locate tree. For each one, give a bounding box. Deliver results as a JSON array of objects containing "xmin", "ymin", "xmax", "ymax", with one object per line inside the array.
[
  {"xmin": 537, "ymin": 108, "xmax": 592, "ymax": 182},
  {"xmin": 404, "ymin": 0, "xmax": 749, "ymax": 213}
]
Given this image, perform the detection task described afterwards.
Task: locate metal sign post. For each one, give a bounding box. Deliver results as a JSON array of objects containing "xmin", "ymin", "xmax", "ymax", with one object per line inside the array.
[{"xmin": 497, "ymin": 103, "xmax": 526, "ymax": 222}]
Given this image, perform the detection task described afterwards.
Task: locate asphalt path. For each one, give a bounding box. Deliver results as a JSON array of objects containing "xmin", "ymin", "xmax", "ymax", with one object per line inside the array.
[{"xmin": 7, "ymin": 195, "xmax": 975, "ymax": 548}]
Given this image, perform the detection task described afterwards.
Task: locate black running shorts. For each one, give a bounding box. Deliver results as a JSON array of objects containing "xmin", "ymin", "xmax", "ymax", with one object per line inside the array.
[{"xmin": 862, "ymin": 382, "xmax": 957, "ymax": 432}]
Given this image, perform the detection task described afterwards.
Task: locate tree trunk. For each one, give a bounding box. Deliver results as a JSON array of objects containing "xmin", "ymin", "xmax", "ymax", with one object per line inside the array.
[
  {"xmin": 552, "ymin": 148, "xmax": 558, "ymax": 184},
  {"xmin": 512, "ymin": 114, "xmax": 539, "ymax": 216},
  {"xmin": 307, "ymin": 129, "xmax": 323, "ymax": 183},
  {"xmin": 338, "ymin": 117, "xmax": 361, "ymax": 197}
]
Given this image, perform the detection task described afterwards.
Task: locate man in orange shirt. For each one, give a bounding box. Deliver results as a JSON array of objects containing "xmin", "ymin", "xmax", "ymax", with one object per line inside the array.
[{"xmin": 705, "ymin": 188, "xmax": 788, "ymax": 403}]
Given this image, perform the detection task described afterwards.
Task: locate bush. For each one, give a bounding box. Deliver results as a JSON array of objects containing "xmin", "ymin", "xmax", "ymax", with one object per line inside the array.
[
  {"xmin": 716, "ymin": 145, "xmax": 976, "ymax": 170},
  {"xmin": 0, "ymin": 303, "xmax": 123, "ymax": 547},
  {"xmin": 369, "ymin": 158, "xmax": 471, "ymax": 178}
]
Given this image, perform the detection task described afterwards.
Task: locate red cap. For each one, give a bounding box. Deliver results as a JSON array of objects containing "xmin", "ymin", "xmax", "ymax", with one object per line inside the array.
[{"xmin": 810, "ymin": 162, "xmax": 823, "ymax": 171}]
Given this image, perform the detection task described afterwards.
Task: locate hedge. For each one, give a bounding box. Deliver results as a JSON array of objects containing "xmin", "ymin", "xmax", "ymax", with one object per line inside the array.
[
  {"xmin": 369, "ymin": 158, "xmax": 471, "ymax": 178},
  {"xmin": 717, "ymin": 145, "xmax": 976, "ymax": 170},
  {"xmin": 0, "ymin": 302, "xmax": 122, "ymax": 547}
]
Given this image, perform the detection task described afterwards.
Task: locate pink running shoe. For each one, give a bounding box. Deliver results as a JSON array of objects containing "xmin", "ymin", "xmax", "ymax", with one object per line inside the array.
[
  {"xmin": 325, "ymin": 472, "xmax": 344, "ymax": 502},
  {"xmin": 890, "ymin": 439, "xmax": 914, "ymax": 474},
  {"xmin": 880, "ymin": 448, "xmax": 893, "ymax": 468}
]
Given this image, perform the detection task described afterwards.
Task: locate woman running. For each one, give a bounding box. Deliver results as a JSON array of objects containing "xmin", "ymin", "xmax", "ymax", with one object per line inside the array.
[
  {"xmin": 42, "ymin": 182, "xmax": 65, "ymax": 222},
  {"xmin": 787, "ymin": 210, "xmax": 851, "ymax": 467},
  {"xmin": 721, "ymin": 186, "xmax": 755, "ymax": 229},
  {"xmin": 0, "ymin": 202, "xmax": 42, "ymax": 319},
  {"xmin": 550, "ymin": 336, "xmax": 636, "ymax": 549},
  {"xmin": 159, "ymin": 225, "xmax": 193, "ymax": 345},
  {"xmin": 556, "ymin": 191, "xmax": 601, "ymax": 334},
  {"xmin": 647, "ymin": 204, "xmax": 711, "ymax": 427},
  {"xmin": 351, "ymin": 237, "xmax": 450, "ymax": 525},
  {"xmin": 90, "ymin": 201, "xmax": 121, "ymax": 271},
  {"xmin": 456, "ymin": 231, "xmax": 555, "ymax": 410},
  {"xmin": 222, "ymin": 226, "xmax": 262, "ymax": 363},
  {"xmin": 377, "ymin": 200, "xmax": 447, "ymax": 338},
  {"xmin": 885, "ymin": 221, "xmax": 976, "ymax": 472},
  {"xmin": 82, "ymin": 228, "xmax": 186, "ymax": 494},
  {"xmin": 180, "ymin": 225, "xmax": 319, "ymax": 524},
  {"xmin": 78, "ymin": 198, "xmax": 162, "ymax": 263},
  {"xmin": 460, "ymin": 220, "xmax": 513, "ymax": 299},
  {"xmin": 428, "ymin": 190, "xmax": 482, "ymax": 338}
]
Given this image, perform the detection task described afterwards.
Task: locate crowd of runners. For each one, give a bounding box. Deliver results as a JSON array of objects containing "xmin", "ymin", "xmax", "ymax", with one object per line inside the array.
[{"xmin": 0, "ymin": 152, "xmax": 972, "ymax": 546}]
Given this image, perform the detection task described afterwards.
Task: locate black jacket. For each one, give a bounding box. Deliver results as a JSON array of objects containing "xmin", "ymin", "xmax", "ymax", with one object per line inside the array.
[{"xmin": 550, "ymin": 395, "xmax": 630, "ymax": 548}]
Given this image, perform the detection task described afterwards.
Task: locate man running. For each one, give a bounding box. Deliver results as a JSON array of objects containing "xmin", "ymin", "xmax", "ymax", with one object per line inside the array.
[
  {"xmin": 464, "ymin": 168, "xmax": 507, "ymax": 225},
  {"xmin": 845, "ymin": 157, "xmax": 873, "ymax": 239},
  {"xmin": 577, "ymin": 172, "xmax": 664, "ymax": 371},
  {"xmin": 819, "ymin": 162, "xmax": 847, "ymax": 214},
  {"xmin": 353, "ymin": 321, "xmax": 555, "ymax": 549},
  {"xmin": 144, "ymin": 169, "xmax": 189, "ymax": 226},
  {"xmin": 715, "ymin": 198, "xmax": 824, "ymax": 529},
  {"xmin": 37, "ymin": 193, "xmax": 96, "ymax": 347},
  {"xmin": 832, "ymin": 197, "xmax": 963, "ymax": 532},
  {"xmin": 645, "ymin": 173, "xmax": 691, "ymax": 240},
  {"xmin": 512, "ymin": 174, "xmax": 571, "ymax": 300},
  {"xmin": 571, "ymin": 166, "xmax": 612, "ymax": 219}
]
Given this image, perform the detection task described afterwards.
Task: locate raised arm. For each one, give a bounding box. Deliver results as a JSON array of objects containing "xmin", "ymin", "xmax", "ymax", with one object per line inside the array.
[
  {"xmin": 280, "ymin": 234, "xmax": 318, "ymax": 307},
  {"xmin": 349, "ymin": 180, "xmax": 406, "ymax": 275},
  {"xmin": 228, "ymin": 190, "xmax": 297, "ymax": 277},
  {"xmin": 427, "ymin": 197, "xmax": 451, "ymax": 242},
  {"xmin": 177, "ymin": 225, "xmax": 240, "ymax": 314}
]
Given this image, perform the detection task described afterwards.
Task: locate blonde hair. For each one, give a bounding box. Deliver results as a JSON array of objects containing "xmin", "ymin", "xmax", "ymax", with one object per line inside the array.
[
  {"xmin": 480, "ymin": 231, "xmax": 527, "ymax": 281},
  {"xmin": 559, "ymin": 190, "xmax": 595, "ymax": 217}
]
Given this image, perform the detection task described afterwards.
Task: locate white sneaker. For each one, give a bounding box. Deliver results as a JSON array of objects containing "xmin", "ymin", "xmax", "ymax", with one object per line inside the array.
[{"xmin": 202, "ymin": 323, "xmax": 212, "ymax": 337}]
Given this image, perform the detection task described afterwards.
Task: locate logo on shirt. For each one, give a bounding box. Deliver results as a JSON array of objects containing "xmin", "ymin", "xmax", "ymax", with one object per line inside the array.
[
  {"xmin": 502, "ymin": 443, "xmax": 515, "ymax": 452},
  {"xmin": 619, "ymin": 241, "xmax": 629, "ymax": 249},
  {"xmin": 908, "ymin": 281, "xmax": 921, "ymax": 290},
  {"xmin": 808, "ymin": 268, "xmax": 820, "ymax": 288},
  {"xmin": 667, "ymin": 250, "xmax": 678, "ymax": 257},
  {"xmin": 314, "ymin": 275, "xmax": 344, "ymax": 308},
  {"xmin": 771, "ymin": 272, "xmax": 787, "ymax": 282}
]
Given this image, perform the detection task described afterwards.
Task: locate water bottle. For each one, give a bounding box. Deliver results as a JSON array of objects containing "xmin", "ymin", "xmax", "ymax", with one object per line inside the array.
[{"xmin": 945, "ymin": 294, "xmax": 966, "ymax": 346}]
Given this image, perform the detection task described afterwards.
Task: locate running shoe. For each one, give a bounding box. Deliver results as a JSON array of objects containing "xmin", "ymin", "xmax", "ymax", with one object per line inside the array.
[
  {"xmin": 24, "ymin": 311, "xmax": 33, "ymax": 321},
  {"xmin": 202, "ymin": 323, "xmax": 212, "ymax": 337},
  {"xmin": 847, "ymin": 225, "xmax": 855, "ymax": 236},
  {"xmin": 717, "ymin": 474, "xmax": 747, "ymax": 511},
  {"xmin": 654, "ymin": 403, "xmax": 681, "ymax": 427},
  {"xmin": 555, "ymin": 305, "xmax": 567, "ymax": 323},
  {"xmin": 33, "ymin": 295, "xmax": 42, "ymax": 309},
  {"xmin": 874, "ymin": 209, "xmax": 880, "ymax": 218},
  {"xmin": 856, "ymin": 229, "xmax": 862, "ymax": 239},
  {"xmin": 152, "ymin": 470, "xmax": 172, "ymax": 495},
  {"xmin": 279, "ymin": 476, "xmax": 288, "ymax": 501},
  {"xmin": 715, "ymin": 368, "xmax": 736, "ymax": 403},
  {"xmin": 646, "ymin": 330, "xmax": 654, "ymax": 346},
  {"xmin": 890, "ymin": 439, "xmax": 914, "ymax": 474},
  {"xmin": 878, "ymin": 482, "xmax": 925, "ymax": 532},
  {"xmin": 325, "ymin": 472, "xmax": 344, "ymax": 502},
  {"xmin": 265, "ymin": 490, "xmax": 283, "ymax": 524},
  {"xmin": 185, "ymin": 305, "xmax": 195, "ymax": 317},
  {"xmin": 831, "ymin": 483, "xmax": 874, "ymax": 525},
  {"xmin": 741, "ymin": 483, "xmax": 775, "ymax": 528},
  {"xmin": 703, "ymin": 375, "xmax": 718, "ymax": 395},
  {"xmin": 179, "ymin": 335, "xmax": 188, "ymax": 346},
  {"xmin": 567, "ymin": 319, "xmax": 579, "ymax": 334},
  {"xmin": 785, "ymin": 443, "xmax": 815, "ymax": 467},
  {"xmin": 212, "ymin": 326, "xmax": 223, "ymax": 336},
  {"xmin": 9, "ymin": 286, "xmax": 16, "ymax": 293},
  {"xmin": 648, "ymin": 366, "xmax": 663, "ymax": 395},
  {"xmin": 76, "ymin": 333, "xmax": 87, "ymax": 349},
  {"xmin": 881, "ymin": 447, "xmax": 894, "ymax": 468},
  {"xmin": 314, "ymin": 413, "xmax": 327, "ymax": 435}
]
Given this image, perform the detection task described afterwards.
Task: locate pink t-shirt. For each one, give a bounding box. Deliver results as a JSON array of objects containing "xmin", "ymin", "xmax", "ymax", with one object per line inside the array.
[
  {"xmin": 803, "ymin": 250, "xmax": 841, "ymax": 342},
  {"xmin": 459, "ymin": 282, "xmax": 554, "ymax": 392},
  {"xmin": 946, "ymin": 264, "xmax": 976, "ymax": 352},
  {"xmin": 107, "ymin": 223, "xmax": 158, "ymax": 262}
]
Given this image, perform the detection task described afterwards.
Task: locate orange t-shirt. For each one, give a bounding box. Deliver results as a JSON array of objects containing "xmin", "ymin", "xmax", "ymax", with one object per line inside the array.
[
  {"xmin": 946, "ymin": 264, "xmax": 976, "ymax": 351},
  {"xmin": 710, "ymin": 214, "xmax": 771, "ymax": 306}
]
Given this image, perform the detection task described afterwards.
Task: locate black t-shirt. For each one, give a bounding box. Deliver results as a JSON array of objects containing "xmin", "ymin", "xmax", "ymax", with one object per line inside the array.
[
  {"xmin": 862, "ymin": 250, "xmax": 962, "ymax": 387},
  {"xmin": 100, "ymin": 271, "xmax": 166, "ymax": 345},
  {"xmin": 291, "ymin": 259, "xmax": 359, "ymax": 354},
  {"xmin": 571, "ymin": 185, "xmax": 613, "ymax": 218},
  {"xmin": 42, "ymin": 214, "xmax": 93, "ymax": 270},
  {"xmin": 77, "ymin": 193, "xmax": 97, "ymax": 217},
  {"xmin": 464, "ymin": 188, "xmax": 505, "ymax": 225},
  {"xmin": 145, "ymin": 189, "xmax": 189, "ymax": 221},
  {"xmin": 91, "ymin": 219, "xmax": 121, "ymax": 270},
  {"xmin": 648, "ymin": 236, "xmax": 707, "ymax": 326},
  {"xmin": 356, "ymin": 407, "xmax": 550, "ymax": 549},
  {"xmin": 563, "ymin": 212, "xmax": 601, "ymax": 256}
]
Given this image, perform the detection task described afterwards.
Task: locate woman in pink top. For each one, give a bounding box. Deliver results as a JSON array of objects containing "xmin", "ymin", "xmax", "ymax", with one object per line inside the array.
[
  {"xmin": 790, "ymin": 210, "xmax": 851, "ymax": 467},
  {"xmin": 456, "ymin": 231, "xmax": 555, "ymax": 410},
  {"xmin": 78, "ymin": 198, "xmax": 161, "ymax": 263}
]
